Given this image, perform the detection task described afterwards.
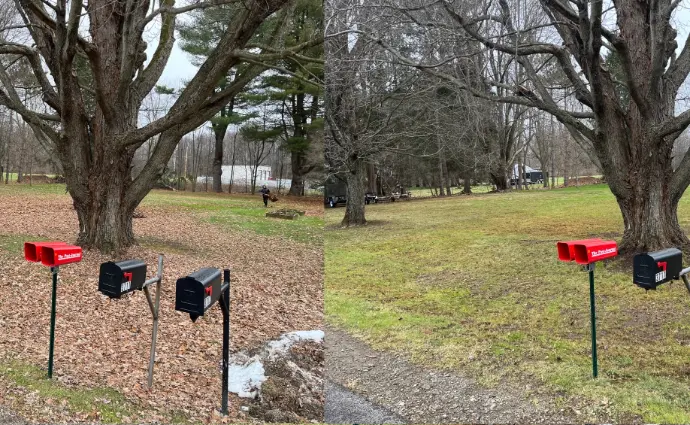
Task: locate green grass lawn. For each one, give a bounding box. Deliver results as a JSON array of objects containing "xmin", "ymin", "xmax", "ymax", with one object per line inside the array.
[
  {"xmin": 407, "ymin": 177, "xmax": 601, "ymax": 198},
  {"xmin": 325, "ymin": 184, "xmax": 690, "ymax": 423},
  {"xmin": 143, "ymin": 190, "xmax": 323, "ymax": 245},
  {"xmin": 407, "ymin": 185, "xmax": 494, "ymax": 197},
  {"xmin": 0, "ymin": 361, "xmax": 139, "ymax": 423}
]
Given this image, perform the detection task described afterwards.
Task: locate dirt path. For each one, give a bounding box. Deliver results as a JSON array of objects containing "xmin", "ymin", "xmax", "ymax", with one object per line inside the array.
[{"xmin": 326, "ymin": 327, "xmax": 577, "ymax": 424}]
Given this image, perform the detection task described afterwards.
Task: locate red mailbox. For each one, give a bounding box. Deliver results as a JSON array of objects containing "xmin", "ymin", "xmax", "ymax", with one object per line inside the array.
[
  {"xmin": 572, "ymin": 240, "xmax": 618, "ymax": 264},
  {"xmin": 24, "ymin": 242, "xmax": 67, "ymax": 262},
  {"xmin": 555, "ymin": 236, "xmax": 617, "ymax": 379},
  {"xmin": 24, "ymin": 240, "xmax": 83, "ymax": 380},
  {"xmin": 556, "ymin": 239, "xmax": 603, "ymax": 262},
  {"xmin": 40, "ymin": 245, "xmax": 83, "ymax": 267}
]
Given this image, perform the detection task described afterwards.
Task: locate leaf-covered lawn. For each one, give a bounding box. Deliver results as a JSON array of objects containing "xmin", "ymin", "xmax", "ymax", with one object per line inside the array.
[
  {"xmin": 0, "ymin": 184, "xmax": 323, "ymax": 423},
  {"xmin": 325, "ymin": 184, "xmax": 690, "ymax": 423}
]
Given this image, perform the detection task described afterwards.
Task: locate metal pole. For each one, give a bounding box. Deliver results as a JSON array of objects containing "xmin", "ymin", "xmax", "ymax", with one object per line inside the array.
[
  {"xmin": 143, "ymin": 254, "xmax": 164, "ymax": 388},
  {"xmin": 48, "ymin": 266, "xmax": 59, "ymax": 379},
  {"xmin": 682, "ymin": 273, "xmax": 690, "ymax": 295},
  {"xmin": 220, "ymin": 269, "xmax": 231, "ymax": 415},
  {"xmin": 588, "ymin": 263, "xmax": 598, "ymax": 378}
]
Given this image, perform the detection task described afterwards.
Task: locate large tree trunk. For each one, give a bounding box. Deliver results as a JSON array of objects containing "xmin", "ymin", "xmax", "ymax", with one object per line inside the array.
[
  {"xmin": 288, "ymin": 92, "xmax": 315, "ymax": 197},
  {"xmin": 437, "ymin": 153, "xmax": 446, "ymax": 196},
  {"xmin": 444, "ymin": 159, "xmax": 451, "ymax": 195},
  {"xmin": 616, "ymin": 171, "xmax": 687, "ymax": 253},
  {"xmin": 490, "ymin": 166, "xmax": 508, "ymax": 191},
  {"xmin": 289, "ymin": 150, "xmax": 306, "ymax": 196},
  {"xmin": 462, "ymin": 168, "xmax": 472, "ymax": 194},
  {"xmin": 5, "ymin": 111, "xmax": 12, "ymax": 184},
  {"xmin": 342, "ymin": 158, "xmax": 366, "ymax": 226},
  {"xmin": 212, "ymin": 100, "xmax": 234, "ymax": 194},
  {"xmin": 595, "ymin": 68, "xmax": 689, "ymax": 253},
  {"xmin": 602, "ymin": 110, "xmax": 690, "ymax": 253},
  {"xmin": 228, "ymin": 133, "xmax": 237, "ymax": 194},
  {"xmin": 367, "ymin": 162, "xmax": 377, "ymax": 194},
  {"xmin": 212, "ymin": 128, "xmax": 225, "ymax": 193},
  {"xmin": 73, "ymin": 177, "xmax": 135, "ymax": 252},
  {"xmin": 61, "ymin": 131, "xmax": 139, "ymax": 252}
]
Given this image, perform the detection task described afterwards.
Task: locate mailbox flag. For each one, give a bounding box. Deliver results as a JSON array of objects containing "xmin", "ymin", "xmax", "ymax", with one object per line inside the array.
[
  {"xmin": 24, "ymin": 242, "xmax": 68, "ymax": 262},
  {"xmin": 40, "ymin": 245, "xmax": 83, "ymax": 267}
]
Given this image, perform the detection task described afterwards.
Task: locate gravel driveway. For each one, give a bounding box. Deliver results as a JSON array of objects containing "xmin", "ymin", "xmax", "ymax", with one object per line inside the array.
[
  {"xmin": 325, "ymin": 380, "xmax": 406, "ymax": 424},
  {"xmin": 326, "ymin": 327, "xmax": 578, "ymax": 424}
]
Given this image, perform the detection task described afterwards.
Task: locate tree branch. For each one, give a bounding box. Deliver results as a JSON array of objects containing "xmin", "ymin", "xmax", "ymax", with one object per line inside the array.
[
  {"xmin": 372, "ymin": 34, "xmax": 596, "ymax": 141},
  {"xmin": 131, "ymin": 0, "xmax": 176, "ymax": 105},
  {"xmin": 124, "ymin": 64, "xmax": 264, "ymax": 147},
  {"xmin": 664, "ymin": 24, "xmax": 690, "ymax": 94},
  {"xmin": 656, "ymin": 109, "xmax": 690, "ymax": 139},
  {"xmin": 139, "ymin": 0, "xmax": 242, "ymax": 30},
  {"xmin": 20, "ymin": 0, "xmax": 96, "ymax": 56},
  {"xmin": 0, "ymin": 41, "xmax": 60, "ymax": 111}
]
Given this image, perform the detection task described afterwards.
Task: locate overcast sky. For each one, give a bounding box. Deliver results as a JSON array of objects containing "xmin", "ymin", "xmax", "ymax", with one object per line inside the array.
[
  {"xmin": 148, "ymin": 43, "xmax": 199, "ymax": 89},
  {"xmin": 143, "ymin": 14, "xmax": 199, "ymax": 90}
]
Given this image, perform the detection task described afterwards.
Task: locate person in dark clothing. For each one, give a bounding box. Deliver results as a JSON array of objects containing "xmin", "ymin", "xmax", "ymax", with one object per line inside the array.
[{"xmin": 260, "ymin": 185, "xmax": 270, "ymax": 207}]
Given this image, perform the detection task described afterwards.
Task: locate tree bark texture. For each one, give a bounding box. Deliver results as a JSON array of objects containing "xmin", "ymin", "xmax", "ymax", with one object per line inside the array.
[{"xmin": 342, "ymin": 158, "xmax": 366, "ymax": 226}]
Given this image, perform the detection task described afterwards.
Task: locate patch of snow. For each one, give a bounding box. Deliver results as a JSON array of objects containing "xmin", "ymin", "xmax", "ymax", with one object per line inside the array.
[
  {"xmin": 266, "ymin": 330, "xmax": 325, "ymax": 358},
  {"xmin": 228, "ymin": 359, "xmax": 267, "ymax": 398},
  {"xmin": 228, "ymin": 329, "xmax": 323, "ymax": 398}
]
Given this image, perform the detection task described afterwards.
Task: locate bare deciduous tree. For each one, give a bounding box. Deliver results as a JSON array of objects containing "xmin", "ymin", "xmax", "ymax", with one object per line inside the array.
[
  {"xmin": 0, "ymin": 0, "xmax": 320, "ymax": 252},
  {"xmin": 351, "ymin": 0, "xmax": 690, "ymax": 253}
]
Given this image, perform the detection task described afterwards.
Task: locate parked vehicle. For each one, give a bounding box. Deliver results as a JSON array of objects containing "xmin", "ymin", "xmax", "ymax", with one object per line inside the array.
[
  {"xmin": 510, "ymin": 165, "xmax": 544, "ymax": 186},
  {"xmin": 325, "ymin": 176, "xmax": 347, "ymax": 208}
]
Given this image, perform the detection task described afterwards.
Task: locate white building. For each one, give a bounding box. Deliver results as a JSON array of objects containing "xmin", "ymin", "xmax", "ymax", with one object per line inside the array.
[{"xmin": 196, "ymin": 165, "xmax": 292, "ymax": 189}]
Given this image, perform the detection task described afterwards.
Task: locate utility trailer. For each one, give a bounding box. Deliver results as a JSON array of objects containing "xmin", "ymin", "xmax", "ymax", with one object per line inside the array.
[
  {"xmin": 325, "ymin": 176, "xmax": 347, "ymax": 208},
  {"xmin": 510, "ymin": 165, "xmax": 544, "ymax": 186}
]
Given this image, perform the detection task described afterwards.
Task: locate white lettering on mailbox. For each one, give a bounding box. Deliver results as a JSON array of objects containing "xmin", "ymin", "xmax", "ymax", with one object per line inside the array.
[
  {"xmin": 57, "ymin": 253, "xmax": 81, "ymax": 261},
  {"xmin": 121, "ymin": 281, "xmax": 131, "ymax": 293},
  {"xmin": 591, "ymin": 248, "xmax": 616, "ymax": 258},
  {"xmin": 204, "ymin": 295, "xmax": 211, "ymax": 309},
  {"xmin": 656, "ymin": 270, "xmax": 666, "ymax": 283}
]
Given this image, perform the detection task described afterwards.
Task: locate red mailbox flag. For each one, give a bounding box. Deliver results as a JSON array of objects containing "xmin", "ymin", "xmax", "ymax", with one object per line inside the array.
[
  {"xmin": 556, "ymin": 239, "xmax": 603, "ymax": 262},
  {"xmin": 24, "ymin": 242, "xmax": 68, "ymax": 262},
  {"xmin": 572, "ymin": 240, "xmax": 618, "ymax": 264},
  {"xmin": 40, "ymin": 245, "xmax": 83, "ymax": 267}
]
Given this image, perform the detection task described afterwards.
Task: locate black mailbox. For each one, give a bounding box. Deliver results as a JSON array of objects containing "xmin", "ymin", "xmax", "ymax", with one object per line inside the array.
[
  {"xmin": 175, "ymin": 268, "xmax": 222, "ymax": 321},
  {"xmin": 633, "ymin": 248, "xmax": 682, "ymax": 290},
  {"xmin": 99, "ymin": 259, "xmax": 148, "ymax": 298}
]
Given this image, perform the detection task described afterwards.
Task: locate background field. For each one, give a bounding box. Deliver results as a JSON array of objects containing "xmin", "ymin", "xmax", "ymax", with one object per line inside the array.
[
  {"xmin": 0, "ymin": 184, "xmax": 324, "ymax": 423},
  {"xmin": 325, "ymin": 184, "xmax": 690, "ymax": 423}
]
